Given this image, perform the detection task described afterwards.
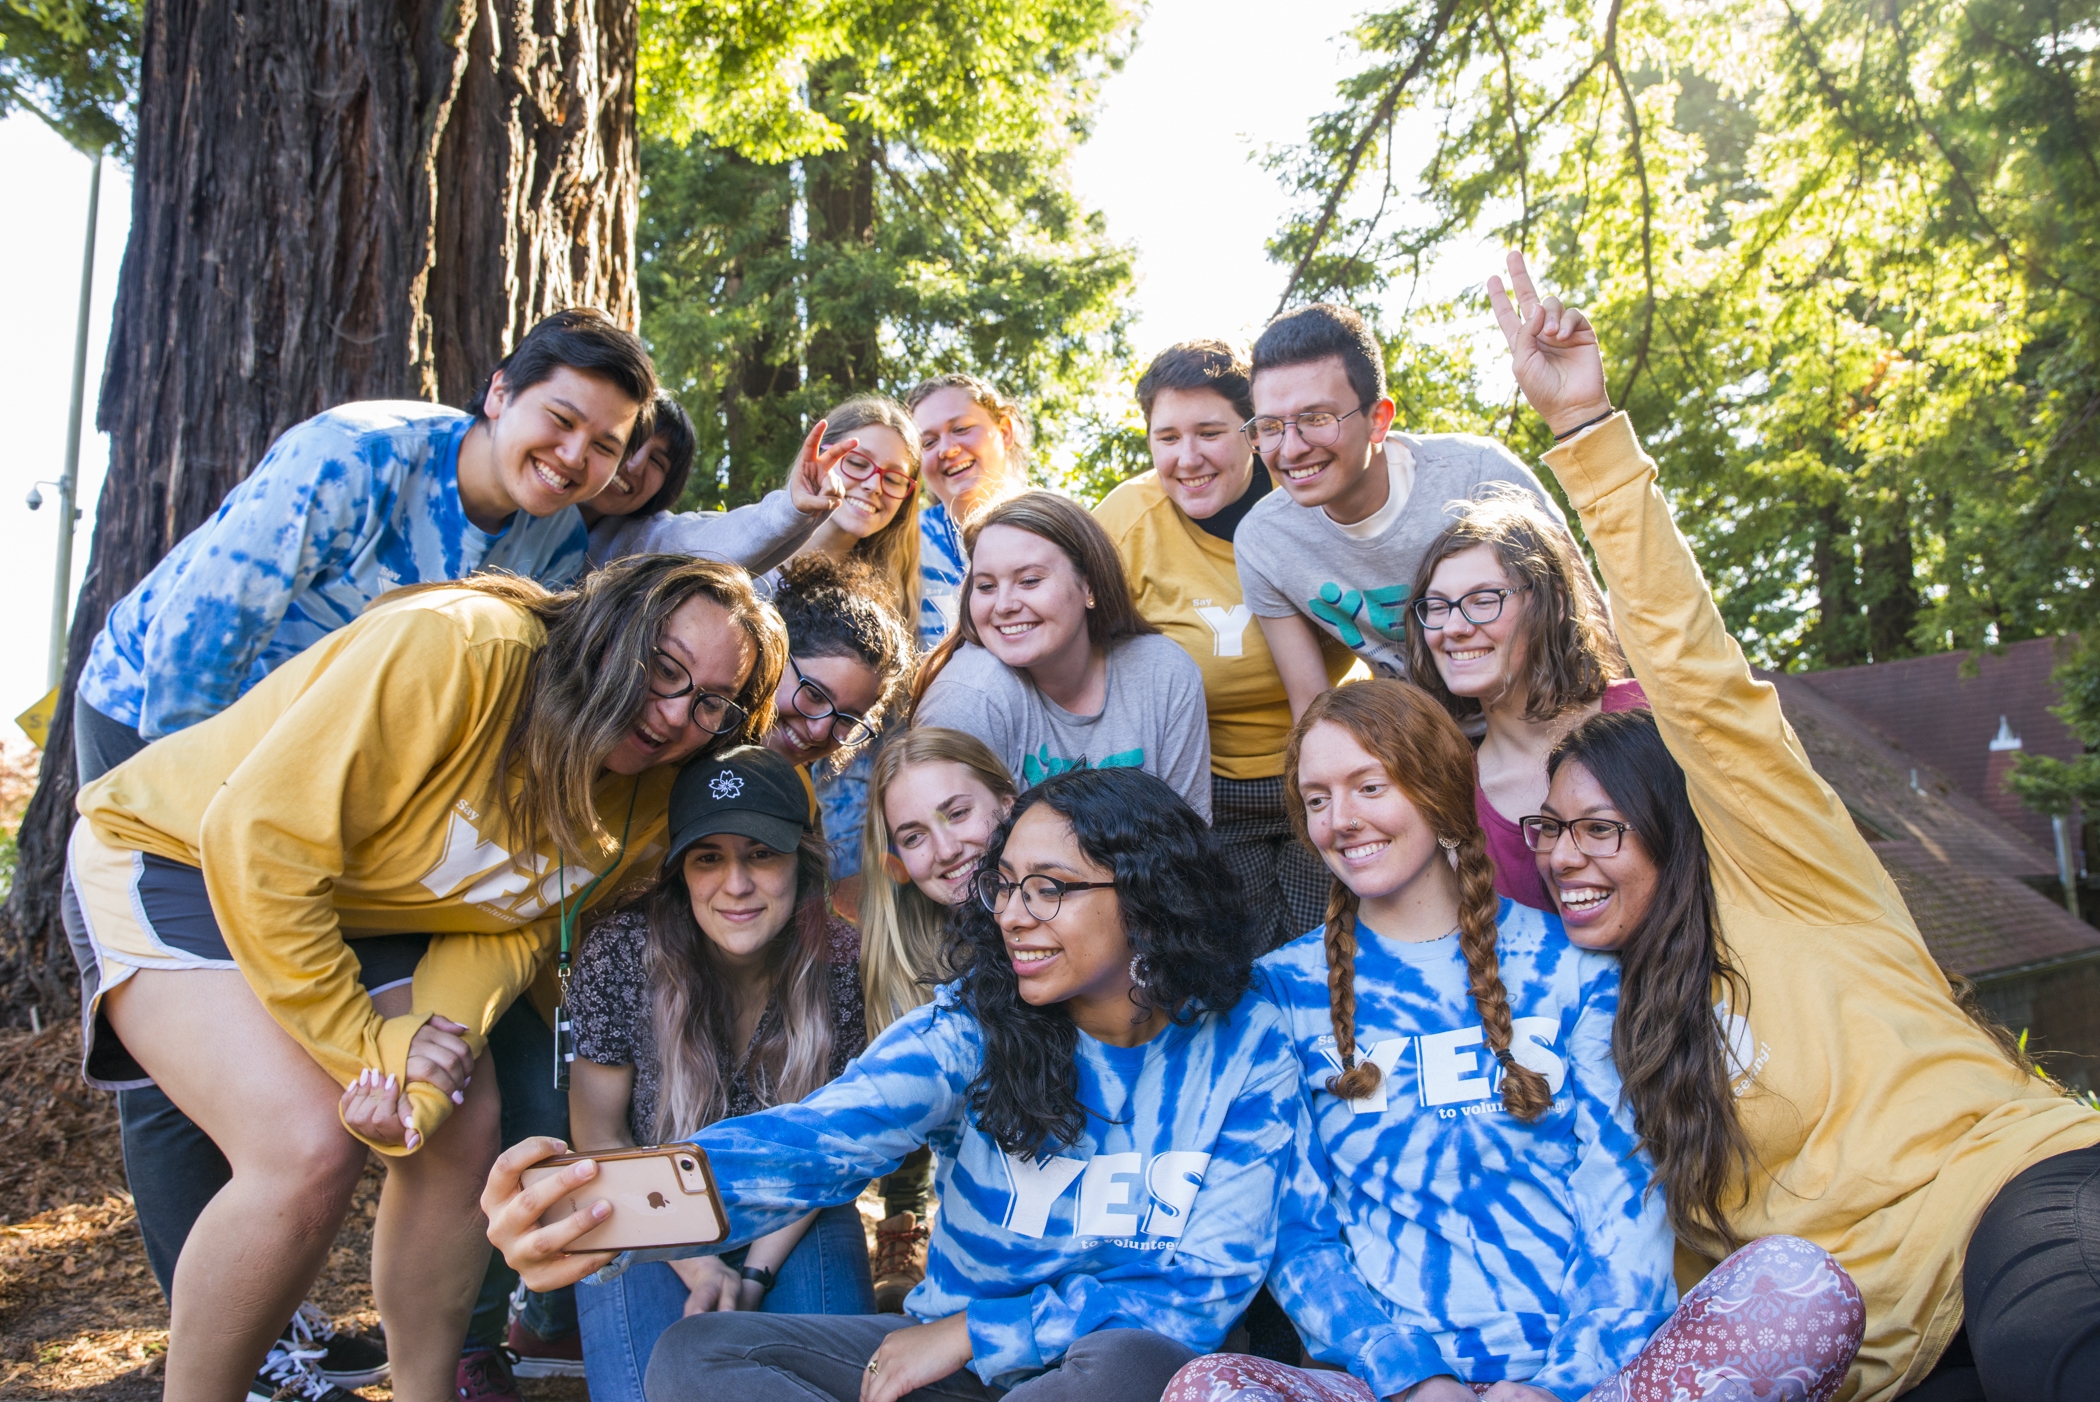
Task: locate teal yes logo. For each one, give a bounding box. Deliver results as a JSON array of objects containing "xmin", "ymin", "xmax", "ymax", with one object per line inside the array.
[
  {"xmin": 1306, "ymin": 582, "xmax": 1411, "ymax": 648},
  {"xmin": 1021, "ymin": 746, "xmax": 1144, "ymax": 787}
]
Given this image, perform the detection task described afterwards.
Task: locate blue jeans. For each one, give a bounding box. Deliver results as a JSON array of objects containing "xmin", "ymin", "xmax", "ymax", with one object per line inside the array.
[{"xmin": 577, "ymin": 1203, "xmax": 875, "ymax": 1402}]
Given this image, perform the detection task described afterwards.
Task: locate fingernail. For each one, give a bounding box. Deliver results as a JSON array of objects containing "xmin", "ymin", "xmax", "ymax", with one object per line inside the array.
[
  {"xmin": 452, "ymin": 1090, "xmax": 465, "ymax": 1105},
  {"xmin": 591, "ymin": 1200, "xmax": 610, "ymax": 1218},
  {"xmin": 385, "ymin": 1073, "xmax": 396, "ymax": 1091},
  {"xmin": 406, "ymin": 1130, "xmax": 421, "ymax": 1150}
]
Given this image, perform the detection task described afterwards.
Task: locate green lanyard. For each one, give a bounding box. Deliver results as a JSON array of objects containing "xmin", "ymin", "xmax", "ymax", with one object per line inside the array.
[{"xmin": 552, "ymin": 779, "xmax": 639, "ymax": 1089}]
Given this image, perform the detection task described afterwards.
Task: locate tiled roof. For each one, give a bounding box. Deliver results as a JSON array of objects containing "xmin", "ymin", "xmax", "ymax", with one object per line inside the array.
[
  {"xmin": 1760, "ymin": 670, "xmax": 2100, "ymax": 980},
  {"xmin": 1790, "ymin": 636, "xmax": 2083, "ymax": 854}
]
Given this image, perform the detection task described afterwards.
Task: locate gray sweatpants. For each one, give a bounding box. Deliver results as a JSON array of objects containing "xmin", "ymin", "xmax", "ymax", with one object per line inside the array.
[{"xmin": 644, "ymin": 1312, "xmax": 1198, "ymax": 1402}]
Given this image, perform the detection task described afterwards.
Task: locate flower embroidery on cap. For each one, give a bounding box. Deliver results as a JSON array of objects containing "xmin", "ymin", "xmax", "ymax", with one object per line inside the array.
[{"xmin": 710, "ymin": 771, "xmax": 745, "ymax": 800}]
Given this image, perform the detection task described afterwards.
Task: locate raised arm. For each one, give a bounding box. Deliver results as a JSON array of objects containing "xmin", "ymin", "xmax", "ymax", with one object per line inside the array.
[
  {"xmin": 1487, "ymin": 251, "xmax": 1891, "ymax": 923},
  {"xmin": 1259, "ymin": 613, "xmax": 1335, "ymax": 721}
]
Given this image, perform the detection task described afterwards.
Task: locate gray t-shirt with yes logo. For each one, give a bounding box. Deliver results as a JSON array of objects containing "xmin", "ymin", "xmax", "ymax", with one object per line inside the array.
[{"xmin": 1233, "ymin": 432, "xmax": 1561, "ymax": 679}]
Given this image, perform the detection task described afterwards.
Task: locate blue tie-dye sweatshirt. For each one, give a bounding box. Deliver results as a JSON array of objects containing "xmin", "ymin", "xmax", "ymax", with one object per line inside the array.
[
  {"xmin": 1258, "ymin": 902, "xmax": 1674, "ymax": 1400},
  {"xmin": 79, "ymin": 402, "xmax": 587, "ymax": 738},
  {"xmin": 918, "ymin": 500, "xmax": 967, "ymax": 648},
  {"xmin": 684, "ymin": 980, "xmax": 1301, "ymax": 1390}
]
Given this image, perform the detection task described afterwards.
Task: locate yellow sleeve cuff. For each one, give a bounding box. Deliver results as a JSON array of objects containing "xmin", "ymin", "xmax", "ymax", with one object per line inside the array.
[{"xmin": 1539, "ymin": 411, "xmax": 1650, "ymax": 513}]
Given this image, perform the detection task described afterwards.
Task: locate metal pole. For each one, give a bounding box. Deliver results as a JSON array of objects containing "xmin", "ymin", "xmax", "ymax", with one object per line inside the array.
[{"xmin": 49, "ymin": 150, "xmax": 100, "ymax": 690}]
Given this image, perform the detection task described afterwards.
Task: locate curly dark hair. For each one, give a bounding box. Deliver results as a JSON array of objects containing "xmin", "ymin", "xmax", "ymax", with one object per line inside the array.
[{"xmin": 946, "ymin": 767, "xmax": 1256, "ymax": 1158}]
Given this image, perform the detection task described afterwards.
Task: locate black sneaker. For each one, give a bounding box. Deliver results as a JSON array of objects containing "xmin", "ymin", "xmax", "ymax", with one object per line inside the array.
[
  {"xmin": 246, "ymin": 1343, "xmax": 365, "ymax": 1402},
  {"xmin": 286, "ymin": 1300, "xmax": 389, "ymax": 1387}
]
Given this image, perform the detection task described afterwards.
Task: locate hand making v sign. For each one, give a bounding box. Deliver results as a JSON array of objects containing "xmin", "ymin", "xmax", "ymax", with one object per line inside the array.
[{"xmin": 1485, "ymin": 249, "xmax": 1614, "ymax": 437}]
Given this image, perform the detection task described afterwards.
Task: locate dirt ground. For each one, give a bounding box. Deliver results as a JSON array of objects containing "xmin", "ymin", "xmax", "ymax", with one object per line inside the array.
[{"xmin": 0, "ymin": 1021, "xmax": 600, "ymax": 1400}]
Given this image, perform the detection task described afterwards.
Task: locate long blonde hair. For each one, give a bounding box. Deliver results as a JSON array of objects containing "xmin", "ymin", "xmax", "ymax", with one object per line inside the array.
[
  {"xmin": 857, "ymin": 728, "xmax": 1016, "ymax": 1034},
  {"xmin": 820, "ymin": 396, "xmax": 924, "ymax": 627},
  {"xmin": 646, "ymin": 828, "xmax": 839, "ymax": 1138},
  {"xmin": 1283, "ymin": 680, "xmax": 1554, "ymax": 1121},
  {"xmin": 380, "ymin": 557, "xmax": 784, "ymax": 859}
]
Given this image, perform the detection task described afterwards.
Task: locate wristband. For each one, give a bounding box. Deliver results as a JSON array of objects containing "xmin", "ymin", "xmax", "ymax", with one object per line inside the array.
[
  {"xmin": 1552, "ymin": 408, "xmax": 1616, "ymax": 442},
  {"xmin": 739, "ymin": 1265, "xmax": 777, "ymax": 1293}
]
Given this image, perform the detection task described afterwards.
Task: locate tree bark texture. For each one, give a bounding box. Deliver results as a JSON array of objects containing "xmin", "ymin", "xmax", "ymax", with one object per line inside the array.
[{"xmin": 2, "ymin": 0, "xmax": 640, "ymax": 1023}]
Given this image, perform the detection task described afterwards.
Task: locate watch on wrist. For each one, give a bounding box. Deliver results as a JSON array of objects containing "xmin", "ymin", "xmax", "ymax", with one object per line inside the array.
[{"xmin": 739, "ymin": 1264, "xmax": 777, "ymax": 1293}]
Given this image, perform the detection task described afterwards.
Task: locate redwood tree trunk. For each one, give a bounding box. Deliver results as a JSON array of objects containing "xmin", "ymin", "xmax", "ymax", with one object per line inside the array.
[{"xmin": 1, "ymin": 0, "xmax": 640, "ymax": 1023}]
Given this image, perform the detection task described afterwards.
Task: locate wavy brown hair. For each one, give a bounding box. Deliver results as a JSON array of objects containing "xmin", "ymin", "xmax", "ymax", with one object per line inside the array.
[
  {"xmin": 1404, "ymin": 488, "xmax": 1623, "ymax": 726},
  {"xmin": 908, "ymin": 491, "xmax": 1158, "ymax": 710},
  {"xmin": 387, "ymin": 557, "xmax": 785, "ymax": 859},
  {"xmin": 644, "ymin": 827, "xmax": 839, "ymax": 1138},
  {"xmin": 1284, "ymin": 680, "xmax": 1553, "ymax": 1120},
  {"xmin": 1548, "ymin": 708, "xmax": 1752, "ymax": 1249}
]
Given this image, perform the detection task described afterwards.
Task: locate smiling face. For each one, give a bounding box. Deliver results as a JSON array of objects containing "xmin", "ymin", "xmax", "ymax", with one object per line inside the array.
[
  {"xmin": 967, "ymin": 523, "xmax": 1094, "ymax": 675},
  {"xmin": 681, "ymin": 834, "xmax": 798, "ymax": 963},
  {"xmin": 914, "ymin": 387, "xmax": 1014, "ymax": 515},
  {"xmin": 601, "ymin": 595, "xmax": 754, "ymax": 776},
  {"xmin": 1147, "ymin": 386, "xmax": 1257, "ymax": 520},
  {"xmin": 1296, "ymin": 720, "xmax": 1449, "ymax": 907},
  {"xmin": 1539, "ymin": 758, "xmax": 1659, "ymax": 950},
  {"xmin": 884, "ymin": 760, "xmax": 1013, "ymax": 907},
  {"xmin": 483, "ymin": 365, "xmax": 643, "ymax": 517},
  {"xmin": 827, "ymin": 423, "xmax": 915, "ymax": 541},
  {"xmin": 1424, "ymin": 544, "xmax": 1529, "ymax": 704},
  {"xmin": 586, "ymin": 430, "xmax": 674, "ymax": 521},
  {"xmin": 764, "ymin": 652, "xmax": 884, "ymax": 769},
  {"xmin": 993, "ymin": 804, "xmax": 1131, "ymax": 1011},
  {"xmin": 1248, "ymin": 356, "xmax": 1391, "ymax": 517}
]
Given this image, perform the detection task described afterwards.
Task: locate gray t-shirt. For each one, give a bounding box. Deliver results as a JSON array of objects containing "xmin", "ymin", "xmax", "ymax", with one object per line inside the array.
[
  {"xmin": 585, "ymin": 487, "xmax": 819, "ymax": 575},
  {"xmin": 915, "ymin": 632, "xmax": 1214, "ymax": 821},
  {"xmin": 1233, "ymin": 432, "xmax": 1561, "ymax": 679}
]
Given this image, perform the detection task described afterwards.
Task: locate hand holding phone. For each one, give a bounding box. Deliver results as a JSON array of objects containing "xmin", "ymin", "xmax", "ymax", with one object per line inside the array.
[{"xmin": 519, "ymin": 1144, "xmax": 729, "ymax": 1253}]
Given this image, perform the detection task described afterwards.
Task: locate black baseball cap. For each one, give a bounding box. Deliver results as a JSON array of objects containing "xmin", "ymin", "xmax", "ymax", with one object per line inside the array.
[{"xmin": 665, "ymin": 746, "xmax": 810, "ymax": 867}]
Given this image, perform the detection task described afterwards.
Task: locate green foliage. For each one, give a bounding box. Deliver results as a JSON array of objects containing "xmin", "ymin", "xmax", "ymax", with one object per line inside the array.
[
  {"xmin": 2004, "ymin": 753, "xmax": 2100, "ymax": 819},
  {"xmin": 638, "ymin": 0, "xmax": 1138, "ymax": 509},
  {"xmin": 0, "ymin": 0, "xmax": 136, "ymax": 156},
  {"xmin": 1267, "ymin": 0, "xmax": 2100, "ymax": 673}
]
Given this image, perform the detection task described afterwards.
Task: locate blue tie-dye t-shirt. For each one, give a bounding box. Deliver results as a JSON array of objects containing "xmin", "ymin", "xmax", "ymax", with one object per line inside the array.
[
  {"xmin": 79, "ymin": 402, "xmax": 588, "ymax": 738},
  {"xmin": 918, "ymin": 500, "xmax": 967, "ymax": 649},
  {"xmin": 1257, "ymin": 902, "xmax": 1674, "ymax": 1401},
  {"xmin": 684, "ymin": 980, "xmax": 1301, "ymax": 1390}
]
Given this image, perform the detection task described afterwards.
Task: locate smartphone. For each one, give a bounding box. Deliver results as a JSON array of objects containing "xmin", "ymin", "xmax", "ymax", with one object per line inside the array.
[{"xmin": 520, "ymin": 1144, "xmax": 729, "ymax": 1253}]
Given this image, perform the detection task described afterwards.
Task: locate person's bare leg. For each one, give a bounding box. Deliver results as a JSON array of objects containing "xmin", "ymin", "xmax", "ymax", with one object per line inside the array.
[
  {"xmin": 371, "ymin": 1047, "xmax": 501, "ymax": 1401},
  {"xmin": 101, "ymin": 969, "xmax": 367, "ymax": 1402}
]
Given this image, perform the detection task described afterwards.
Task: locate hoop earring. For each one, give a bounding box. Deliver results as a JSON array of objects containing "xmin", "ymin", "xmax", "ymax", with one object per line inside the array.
[{"xmin": 1128, "ymin": 954, "xmax": 1150, "ymax": 989}]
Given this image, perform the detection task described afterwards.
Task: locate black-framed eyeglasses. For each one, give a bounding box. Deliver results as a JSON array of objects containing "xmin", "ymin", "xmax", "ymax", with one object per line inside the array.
[
  {"xmin": 837, "ymin": 450, "xmax": 920, "ymax": 501},
  {"xmin": 1241, "ymin": 407, "xmax": 1364, "ymax": 454},
  {"xmin": 974, "ymin": 871, "xmax": 1116, "ymax": 920},
  {"xmin": 1519, "ymin": 815, "xmax": 1632, "ymax": 857},
  {"xmin": 786, "ymin": 656, "xmax": 877, "ymax": 748},
  {"xmin": 1413, "ymin": 585, "xmax": 1532, "ymax": 629},
  {"xmin": 646, "ymin": 648, "xmax": 749, "ymax": 736}
]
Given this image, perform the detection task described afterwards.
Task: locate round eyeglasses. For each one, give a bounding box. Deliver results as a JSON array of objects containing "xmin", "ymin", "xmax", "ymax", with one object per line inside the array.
[
  {"xmin": 973, "ymin": 871, "xmax": 1116, "ymax": 921},
  {"xmin": 1518, "ymin": 815, "xmax": 1633, "ymax": 858},
  {"xmin": 1413, "ymin": 585, "xmax": 1532, "ymax": 629},
  {"xmin": 837, "ymin": 451, "xmax": 920, "ymax": 501},
  {"xmin": 646, "ymin": 649, "xmax": 749, "ymax": 736},
  {"xmin": 785, "ymin": 656, "xmax": 877, "ymax": 748},
  {"xmin": 1241, "ymin": 407, "xmax": 1364, "ymax": 455}
]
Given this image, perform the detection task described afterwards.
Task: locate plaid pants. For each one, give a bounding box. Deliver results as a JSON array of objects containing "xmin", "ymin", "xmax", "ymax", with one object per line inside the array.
[{"xmin": 1211, "ymin": 774, "xmax": 1332, "ymax": 955}]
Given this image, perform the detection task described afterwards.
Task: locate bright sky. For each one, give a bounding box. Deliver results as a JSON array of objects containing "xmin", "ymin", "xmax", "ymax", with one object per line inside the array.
[{"xmin": 0, "ymin": 0, "xmax": 1453, "ymax": 746}]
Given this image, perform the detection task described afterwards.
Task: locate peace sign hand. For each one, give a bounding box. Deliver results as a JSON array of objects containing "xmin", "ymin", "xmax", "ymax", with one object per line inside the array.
[
  {"xmin": 789, "ymin": 419, "xmax": 854, "ymax": 516},
  {"xmin": 1485, "ymin": 250, "xmax": 1614, "ymax": 438}
]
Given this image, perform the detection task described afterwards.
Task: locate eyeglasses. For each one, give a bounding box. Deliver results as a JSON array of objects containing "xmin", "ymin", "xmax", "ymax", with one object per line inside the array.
[
  {"xmin": 837, "ymin": 451, "xmax": 920, "ymax": 501},
  {"xmin": 973, "ymin": 871, "xmax": 1116, "ymax": 920},
  {"xmin": 1413, "ymin": 585, "xmax": 1532, "ymax": 629},
  {"xmin": 1241, "ymin": 407, "xmax": 1364, "ymax": 454},
  {"xmin": 785, "ymin": 656, "xmax": 877, "ymax": 748},
  {"xmin": 646, "ymin": 648, "xmax": 749, "ymax": 736},
  {"xmin": 1518, "ymin": 815, "xmax": 1633, "ymax": 858}
]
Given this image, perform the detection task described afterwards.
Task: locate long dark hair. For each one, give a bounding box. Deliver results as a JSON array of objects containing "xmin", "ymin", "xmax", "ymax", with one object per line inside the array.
[
  {"xmin": 1284, "ymin": 681, "xmax": 1553, "ymax": 1120},
  {"xmin": 1548, "ymin": 708, "xmax": 1752, "ymax": 1249},
  {"xmin": 948, "ymin": 767, "xmax": 1255, "ymax": 1157}
]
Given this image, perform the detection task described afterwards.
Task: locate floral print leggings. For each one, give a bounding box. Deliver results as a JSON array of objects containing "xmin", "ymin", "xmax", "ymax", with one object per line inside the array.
[{"xmin": 1163, "ymin": 1235, "xmax": 1863, "ymax": 1402}]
